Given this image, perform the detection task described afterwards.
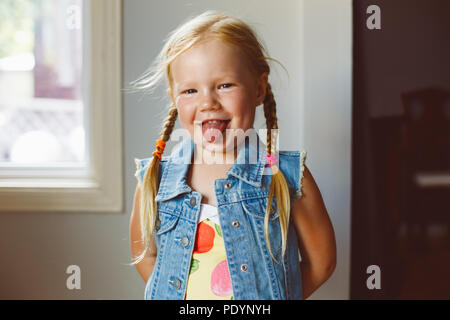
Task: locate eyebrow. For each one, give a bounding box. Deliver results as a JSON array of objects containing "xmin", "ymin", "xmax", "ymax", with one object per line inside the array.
[{"xmin": 175, "ymin": 75, "xmax": 240, "ymax": 88}]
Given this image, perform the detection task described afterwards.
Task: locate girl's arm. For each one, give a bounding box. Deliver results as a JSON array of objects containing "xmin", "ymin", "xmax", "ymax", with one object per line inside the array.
[
  {"xmin": 129, "ymin": 183, "xmax": 157, "ymax": 283},
  {"xmin": 290, "ymin": 165, "xmax": 337, "ymax": 299}
]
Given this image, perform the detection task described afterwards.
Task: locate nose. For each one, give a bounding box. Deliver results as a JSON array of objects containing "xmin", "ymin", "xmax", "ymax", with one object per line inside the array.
[{"xmin": 199, "ymin": 89, "xmax": 220, "ymax": 111}]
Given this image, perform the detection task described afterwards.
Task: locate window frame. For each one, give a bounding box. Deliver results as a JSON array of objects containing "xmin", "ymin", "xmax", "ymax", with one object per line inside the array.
[{"xmin": 0, "ymin": 0, "xmax": 124, "ymax": 213}]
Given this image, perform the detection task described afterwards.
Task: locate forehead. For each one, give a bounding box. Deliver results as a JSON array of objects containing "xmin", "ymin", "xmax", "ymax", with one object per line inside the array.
[{"xmin": 170, "ymin": 38, "xmax": 253, "ymax": 82}]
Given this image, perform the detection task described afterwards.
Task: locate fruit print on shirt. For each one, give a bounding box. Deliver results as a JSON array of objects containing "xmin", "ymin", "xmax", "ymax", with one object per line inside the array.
[{"xmin": 185, "ymin": 218, "xmax": 234, "ymax": 300}]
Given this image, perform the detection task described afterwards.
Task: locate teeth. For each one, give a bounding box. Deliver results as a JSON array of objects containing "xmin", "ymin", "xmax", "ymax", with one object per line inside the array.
[{"xmin": 205, "ymin": 120, "xmax": 226, "ymax": 124}]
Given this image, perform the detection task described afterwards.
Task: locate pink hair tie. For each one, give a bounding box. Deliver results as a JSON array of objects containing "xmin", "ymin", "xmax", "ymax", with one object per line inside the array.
[{"xmin": 265, "ymin": 154, "xmax": 278, "ymax": 168}]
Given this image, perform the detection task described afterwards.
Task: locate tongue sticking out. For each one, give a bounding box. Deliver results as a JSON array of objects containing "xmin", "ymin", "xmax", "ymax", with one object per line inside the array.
[{"xmin": 202, "ymin": 120, "xmax": 229, "ymax": 143}]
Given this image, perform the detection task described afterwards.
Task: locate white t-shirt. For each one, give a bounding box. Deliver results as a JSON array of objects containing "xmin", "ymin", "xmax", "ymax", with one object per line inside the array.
[{"xmin": 198, "ymin": 203, "xmax": 220, "ymax": 225}]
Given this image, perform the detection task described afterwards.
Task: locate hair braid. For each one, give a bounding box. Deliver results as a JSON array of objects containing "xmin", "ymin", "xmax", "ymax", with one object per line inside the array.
[
  {"xmin": 160, "ymin": 104, "xmax": 178, "ymax": 141},
  {"xmin": 134, "ymin": 104, "xmax": 178, "ymax": 264},
  {"xmin": 262, "ymin": 83, "xmax": 290, "ymax": 262},
  {"xmin": 263, "ymin": 83, "xmax": 278, "ymax": 155}
]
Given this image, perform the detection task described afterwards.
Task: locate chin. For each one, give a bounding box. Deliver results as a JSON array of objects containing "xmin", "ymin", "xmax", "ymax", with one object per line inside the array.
[{"xmin": 199, "ymin": 134, "xmax": 238, "ymax": 156}]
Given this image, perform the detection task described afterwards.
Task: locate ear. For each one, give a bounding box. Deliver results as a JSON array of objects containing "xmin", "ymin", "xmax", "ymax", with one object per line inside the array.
[{"xmin": 256, "ymin": 72, "xmax": 269, "ymax": 106}]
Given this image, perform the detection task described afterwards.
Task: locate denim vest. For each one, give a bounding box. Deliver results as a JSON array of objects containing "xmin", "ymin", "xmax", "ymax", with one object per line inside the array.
[{"xmin": 134, "ymin": 135, "xmax": 307, "ymax": 300}]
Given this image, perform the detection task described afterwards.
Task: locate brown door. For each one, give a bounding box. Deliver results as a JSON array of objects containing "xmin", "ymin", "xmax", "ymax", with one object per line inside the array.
[{"xmin": 351, "ymin": 0, "xmax": 450, "ymax": 299}]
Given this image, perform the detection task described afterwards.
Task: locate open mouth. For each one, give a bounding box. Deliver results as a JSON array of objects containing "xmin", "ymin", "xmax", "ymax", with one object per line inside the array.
[{"xmin": 201, "ymin": 119, "xmax": 231, "ymax": 142}]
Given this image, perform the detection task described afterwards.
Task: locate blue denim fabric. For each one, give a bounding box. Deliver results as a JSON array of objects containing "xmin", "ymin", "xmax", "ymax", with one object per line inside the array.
[{"xmin": 134, "ymin": 134, "xmax": 307, "ymax": 300}]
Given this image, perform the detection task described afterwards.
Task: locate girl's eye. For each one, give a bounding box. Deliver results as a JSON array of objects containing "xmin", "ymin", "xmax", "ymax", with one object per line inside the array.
[
  {"xmin": 219, "ymin": 83, "xmax": 232, "ymax": 89},
  {"xmin": 183, "ymin": 89, "xmax": 197, "ymax": 95}
]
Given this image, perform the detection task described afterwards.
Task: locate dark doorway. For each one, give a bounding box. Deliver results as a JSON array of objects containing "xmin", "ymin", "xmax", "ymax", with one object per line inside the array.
[{"xmin": 351, "ymin": 0, "xmax": 450, "ymax": 299}]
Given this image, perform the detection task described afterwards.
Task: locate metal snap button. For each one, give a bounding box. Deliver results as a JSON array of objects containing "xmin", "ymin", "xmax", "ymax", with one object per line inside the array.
[
  {"xmin": 155, "ymin": 218, "xmax": 161, "ymax": 231},
  {"xmin": 189, "ymin": 197, "xmax": 196, "ymax": 207},
  {"xmin": 240, "ymin": 264, "xmax": 248, "ymax": 272},
  {"xmin": 224, "ymin": 182, "xmax": 232, "ymax": 189},
  {"xmin": 171, "ymin": 278, "xmax": 181, "ymax": 290},
  {"xmin": 232, "ymin": 220, "xmax": 240, "ymax": 228},
  {"xmin": 180, "ymin": 236, "xmax": 190, "ymax": 247}
]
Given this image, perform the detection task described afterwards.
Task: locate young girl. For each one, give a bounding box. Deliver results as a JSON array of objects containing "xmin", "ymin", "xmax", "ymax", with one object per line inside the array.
[{"xmin": 129, "ymin": 11, "xmax": 336, "ymax": 300}]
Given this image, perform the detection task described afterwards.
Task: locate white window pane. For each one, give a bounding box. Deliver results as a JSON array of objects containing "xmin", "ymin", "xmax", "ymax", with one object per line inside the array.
[{"xmin": 0, "ymin": 0, "xmax": 85, "ymax": 165}]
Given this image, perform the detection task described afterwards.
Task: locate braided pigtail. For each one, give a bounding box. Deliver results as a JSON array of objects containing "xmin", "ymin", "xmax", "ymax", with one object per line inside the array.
[
  {"xmin": 263, "ymin": 83, "xmax": 291, "ymax": 262},
  {"xmin": 133, "ymin": 104, "xmax": 178, "ymax": 264}
]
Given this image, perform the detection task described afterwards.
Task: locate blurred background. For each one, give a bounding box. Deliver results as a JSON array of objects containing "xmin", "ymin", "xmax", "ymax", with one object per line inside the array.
[
  {"xmin": 0, "ymin": 0, "xmax": 448, "ymax": 300},
  {"xmin": 0, "ymin": 0, "xmax": 84, "ymax": 164},
  {"xmin": 352, "ymin": 0, "xmax": 450, "ymax": 299}
]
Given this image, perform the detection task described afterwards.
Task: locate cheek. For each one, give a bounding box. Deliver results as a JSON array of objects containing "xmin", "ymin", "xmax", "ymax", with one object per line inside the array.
[
  {"xmin": 227, "ymin": 94, "xmax": 255, "ymax": 119},
  {"xmin": 176, "ymin": 101, "xmax": 196, "ymax": 125},
  {"xmin": 176, "ymin": 103, "xmax": 200, "ymax": 141},
  {"xmin": 223, "ymin": 92, "xmax": 249, "ymax": 112}
]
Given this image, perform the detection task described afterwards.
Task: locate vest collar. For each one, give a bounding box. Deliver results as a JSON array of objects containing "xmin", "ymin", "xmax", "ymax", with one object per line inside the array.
[{"xmin": 155, "ymin": 131, "xmax": 267, "ymax": 202}]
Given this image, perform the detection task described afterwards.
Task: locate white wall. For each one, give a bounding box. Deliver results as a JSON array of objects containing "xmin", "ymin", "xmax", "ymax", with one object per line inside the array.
[{"xmin": 302, "ymin": 0, "xmax": 352, "ymax": 299}]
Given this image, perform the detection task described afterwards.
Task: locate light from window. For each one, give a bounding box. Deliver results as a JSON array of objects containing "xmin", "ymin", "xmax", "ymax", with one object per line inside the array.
[{"xmin": 0, "ymin": 0, "xmax": 85, "ymax": 166}]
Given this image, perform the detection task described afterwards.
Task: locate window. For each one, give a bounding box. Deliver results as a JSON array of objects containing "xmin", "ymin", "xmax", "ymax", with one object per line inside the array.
[{"xmin": 0, "ymin": 0, "xmax": 123, "ymax": 212}]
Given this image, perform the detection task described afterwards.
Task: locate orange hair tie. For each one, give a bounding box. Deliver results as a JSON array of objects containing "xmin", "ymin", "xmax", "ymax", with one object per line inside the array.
[{"xmin": 152, "ymin": 139, "xmax": 166, "ymax": 160}]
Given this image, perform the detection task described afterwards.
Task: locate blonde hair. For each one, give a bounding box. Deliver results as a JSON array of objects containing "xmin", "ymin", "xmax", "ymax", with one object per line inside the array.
[{"xmin": 130, "ymin": 10, "xmax": 291, "ymax": 263}]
